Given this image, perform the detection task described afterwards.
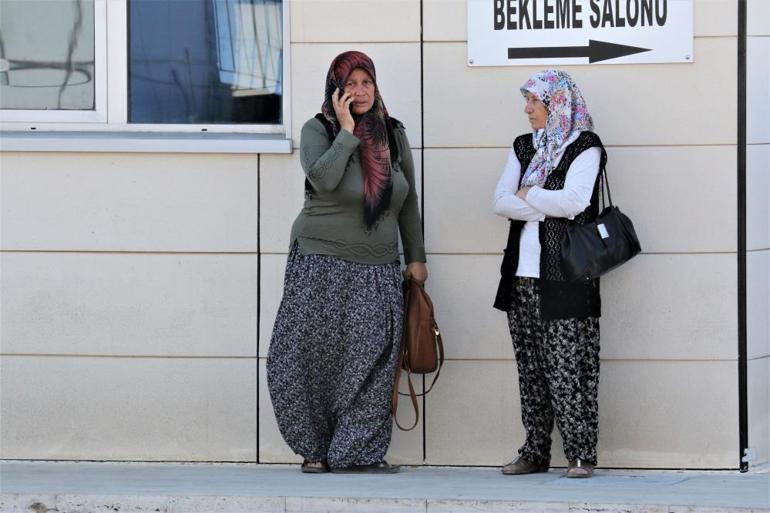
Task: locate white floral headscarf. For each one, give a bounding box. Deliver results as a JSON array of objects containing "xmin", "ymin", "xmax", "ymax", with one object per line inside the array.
[{"xmin": 520, "ymin": 70, "xmax": 594, "ymax": 187}]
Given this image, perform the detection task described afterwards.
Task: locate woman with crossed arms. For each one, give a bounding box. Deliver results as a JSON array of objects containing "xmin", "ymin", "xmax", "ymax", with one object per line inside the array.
[{"xmin": 493, "ymin": 70, "xmax": 607, "ymax": 478}]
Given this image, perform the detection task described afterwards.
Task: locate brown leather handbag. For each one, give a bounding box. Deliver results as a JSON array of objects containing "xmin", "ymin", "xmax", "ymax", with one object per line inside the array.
[{"xmin": 392, "ymin": 278, "xmax": 444, "ymax": 431}]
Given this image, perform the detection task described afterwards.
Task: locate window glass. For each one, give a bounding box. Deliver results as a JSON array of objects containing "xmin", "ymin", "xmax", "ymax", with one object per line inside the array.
[
  {"xmin": 128, "ymin": 0, "xmax": 282, "ymax": 125},
  {"xmin": 0, "ymin": 0, "xmax": 96, "ymax": 110}
]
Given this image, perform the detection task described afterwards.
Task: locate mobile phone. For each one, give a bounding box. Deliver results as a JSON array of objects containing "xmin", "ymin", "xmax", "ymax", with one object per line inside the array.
[{"xmin": 337, "ymin": 87, "xmax": 353, "ymax": 112}]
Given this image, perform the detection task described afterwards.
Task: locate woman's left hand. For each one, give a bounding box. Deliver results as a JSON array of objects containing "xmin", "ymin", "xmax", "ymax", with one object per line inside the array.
[
  {"xmin": 404, "ymin": 262, "xmax": 428, "ymax": 284},
  {"xmin": 516, "ymin": 186, "xmax": 531, "ymax": 200}
]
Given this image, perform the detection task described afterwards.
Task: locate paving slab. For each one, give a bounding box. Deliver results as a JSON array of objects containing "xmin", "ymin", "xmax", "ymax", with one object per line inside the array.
[{"xmin": 0, "ymin": 461, "xmax": 768, "ymax": 513}]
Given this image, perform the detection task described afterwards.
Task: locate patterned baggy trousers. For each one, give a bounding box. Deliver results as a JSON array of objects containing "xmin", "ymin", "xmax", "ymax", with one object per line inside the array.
[
  {"xmin": 506, "ymin": 277, "xmax": 601, "ymax": 465},
  {"xmin": 267, "ymin": 245, "xmax": 403, "ymax": 468}
]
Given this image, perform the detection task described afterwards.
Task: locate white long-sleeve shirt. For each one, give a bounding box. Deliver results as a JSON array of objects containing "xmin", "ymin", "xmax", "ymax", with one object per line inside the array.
[{"xmin": 492, "ymin": 145, "xmax": 601, "ymax": 278}]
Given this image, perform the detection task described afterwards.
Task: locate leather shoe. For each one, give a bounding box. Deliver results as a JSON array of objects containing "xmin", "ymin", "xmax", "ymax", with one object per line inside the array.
[
  {"xmin": 565, "ymin": 459, "xmax": 594, "ymax": 478},
  {"xmin": 501, "ymin": 455, "xmax": 550, "ymax": 475},
  {"xmin": 330, "ymin": 461, "xmax": 400, "ymax": 474}
]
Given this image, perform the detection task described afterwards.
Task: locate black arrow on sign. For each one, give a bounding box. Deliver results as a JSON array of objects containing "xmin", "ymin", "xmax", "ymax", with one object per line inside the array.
[{"xmin": 508, "ymin": 40, "xmax": 651, "ymax": 63}]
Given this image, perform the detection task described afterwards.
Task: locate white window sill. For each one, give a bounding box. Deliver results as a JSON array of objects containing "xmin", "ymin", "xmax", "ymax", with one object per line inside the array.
[{"xmin": 0, "ymin": 131, "xmax": 293, "ymax": 154}]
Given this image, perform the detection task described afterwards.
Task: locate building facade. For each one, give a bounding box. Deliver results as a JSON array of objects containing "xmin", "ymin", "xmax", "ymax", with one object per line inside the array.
[{"xmin": 0, "ymin": 0, "xmax": 768, "ymax": 470}]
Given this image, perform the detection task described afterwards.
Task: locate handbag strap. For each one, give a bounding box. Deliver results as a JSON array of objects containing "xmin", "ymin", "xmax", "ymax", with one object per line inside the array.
[
  {"xmin": 392, "ymin": 281, "xmax": 420, "ymax": 431},
  {"xmin": 423, "ymin": 328, "xmax": 444, "ymax": 394},
  {"xmin": 600, "ymin": 165, "xmax": 613, "ymax": 209},
  {"xmin": 391, "ymin": 327, "xmax": 444, "ymax": 431},
  {"xmin": 392, "ymin": 354, "xmax": 420, "ymax": 431}
]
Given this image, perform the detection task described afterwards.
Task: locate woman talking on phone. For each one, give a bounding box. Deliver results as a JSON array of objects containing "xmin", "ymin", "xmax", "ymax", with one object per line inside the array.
[{"xmin": 267, "ymin": 51, "xmax": 427, "ymax": 474}]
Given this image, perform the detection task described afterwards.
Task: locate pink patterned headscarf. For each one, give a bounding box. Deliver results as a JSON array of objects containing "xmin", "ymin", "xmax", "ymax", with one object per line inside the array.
[
  {"xmin": 520, "ymin": 70, "xmax": 594, "ymax": 187},
  {"xmin": 321, "ymin": 51, "xmax": 392, "ymax": 229}
]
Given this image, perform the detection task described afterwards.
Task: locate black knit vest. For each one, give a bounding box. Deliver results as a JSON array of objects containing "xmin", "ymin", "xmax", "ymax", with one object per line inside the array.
[{"xmin": 493, "ymin": 131, "xmax": 607, "ymax": 320}]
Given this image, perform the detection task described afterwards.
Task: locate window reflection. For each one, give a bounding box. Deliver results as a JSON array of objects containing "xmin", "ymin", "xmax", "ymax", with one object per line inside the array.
[
  {"xmin": 0, "ymin": 0, "xmax": 96, "ymax": 111},
  {"xmin": 129, "ymin": 0, "xmax": 282, "ymax": 125}
]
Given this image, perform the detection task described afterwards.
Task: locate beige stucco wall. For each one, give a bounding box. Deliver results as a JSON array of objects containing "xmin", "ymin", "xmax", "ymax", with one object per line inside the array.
[
  {"xmin": 0, "ymin": 0, "xmax": 761, "ymax": 469},
  {"xmin": 0, "ymin": 153, "xmax": 260, "ymax": 460}
]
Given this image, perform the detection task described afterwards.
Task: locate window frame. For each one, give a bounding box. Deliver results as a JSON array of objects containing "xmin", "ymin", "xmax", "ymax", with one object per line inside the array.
[
  {"xmin": 0, "ymin": 0, "xmax": 291, "ymax": 138},
  {"xmin": 0, "ymin": 0, "xmax": 107, "ymax": 123}
]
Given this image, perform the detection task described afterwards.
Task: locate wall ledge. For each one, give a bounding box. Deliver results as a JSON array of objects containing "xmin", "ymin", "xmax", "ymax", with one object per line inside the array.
[{"xmin": 0, "ymin": 131, "xmax": 293, "ymax": 154}]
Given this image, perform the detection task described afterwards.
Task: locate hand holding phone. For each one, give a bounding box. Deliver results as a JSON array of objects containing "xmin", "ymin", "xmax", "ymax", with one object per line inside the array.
[{"xmin": 332, "ymin": 87, "xmax": 355, "ymax": 133}]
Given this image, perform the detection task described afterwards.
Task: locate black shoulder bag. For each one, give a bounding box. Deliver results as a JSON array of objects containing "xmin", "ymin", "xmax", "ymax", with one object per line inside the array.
[{"xmin": 560, "ymin": 166, "xmax": 641, "ymax": 283}]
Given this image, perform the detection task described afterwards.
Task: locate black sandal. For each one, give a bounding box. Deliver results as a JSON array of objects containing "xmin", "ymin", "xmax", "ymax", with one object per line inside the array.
[
  {"xmin": 330, "ymin": 461, "xmax": 400, "ymax": 474},
  {"xmin": 301, "ymin": 460, "xmax": 329, "ymax": 473}
]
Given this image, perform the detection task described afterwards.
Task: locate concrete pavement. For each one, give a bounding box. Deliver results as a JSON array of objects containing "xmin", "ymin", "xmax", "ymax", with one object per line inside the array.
[{"xmin": 1, "ymin": 461, "xmax": 768, "ymax": 513}]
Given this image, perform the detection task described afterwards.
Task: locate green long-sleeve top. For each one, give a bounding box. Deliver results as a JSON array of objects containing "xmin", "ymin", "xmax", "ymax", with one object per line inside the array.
[{"xmin": 290, "ymin": 116, "xmax": 426, "ymax": 265}]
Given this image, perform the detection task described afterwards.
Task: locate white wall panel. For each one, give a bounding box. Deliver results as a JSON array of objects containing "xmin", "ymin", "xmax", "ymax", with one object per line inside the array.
[
  {"xmin": 425, "ymin": 360, "xmax": 521, "ymax": 465},
  {"xmin": 291, "ymin": 0, "xmax": 420, "ymax": 43},
  {"xmin": 0, "ymin": 153, "xmax": 258, "ymax": 252},
  {"xmin": 0, "ymin": 356, "xmax": 257, "ymax": 461},
  {"xmin": 693, "ymin": 0, "xmax": 737, "ymax": 37},
  {"xmin": 748, "ymin": 356, "xmax": 769, "ymax": 466},
  {"xmin": 747, "ymin": 145, "xmax": 770, "ymax": 251},
  {"xmin": 747, "ymin": 250, "xmax": 770, "ymax": 360},
  {"xmin": 424, "ymin": 38, "xmax": 736, "ymax": 148},
  {"xmin": 425, "ymin": 0, "xmax": 737, "ymax": 41},
  {"xmin": 746, "ymin": 0, "xmax": 769, "ymax": 471},
  {"xmin": 423, "ymin": 43, "xmax": 520, "ymax": 148},
  {"xmin": 424, "ymin": 146, "xmax": 736, "ymax": 255},
  {"xmin": 291, "ymin": 43, "xmax": 422, "ymax": 147},
  {"xmin": 598, "ymin": 360, "xmax": 739, "ymax": 468},
  {"xmin": 607, "ymin": 146, "xmax": 737, "ymax": 253},
  {"xmin": 424, "ymin": 148, "xmax": 509, "ymax": 254},
  {"xmin": 747, "ymin": 37, "xmax": 770, "ymax": 145},
  {"xmin": 427, "ymin": 254, "xmax": 737, "ymax": 361},
  {"xmin": 427, "ymin": 255, "xmax": 515, "ymax": 360},
  {"xmin": 423, "ymin": 0, "xmax": 465, "ymax": 42},
  {"xmin": 426, "ymin": 359, "xmax": 738, "ymax": 468},
  {"xmin": 0, "ymin": 252, "xmax": 257, "ymax": 357},
  {"xmin": 602, "ymin": 254, "xmax": 738, "ymax": 361},
  {"xmin": 748, "ymin": 0, "xmax": 770, "ymax": 35},
  {"xmin": 260, "ymin": 153, "xmax": 306, "ymax": 254}
]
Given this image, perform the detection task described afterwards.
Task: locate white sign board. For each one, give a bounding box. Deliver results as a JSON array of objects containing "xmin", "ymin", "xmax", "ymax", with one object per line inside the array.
[{"xmin": 468, "ymin": 0, "xmax": 693, "ymax": 66}]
